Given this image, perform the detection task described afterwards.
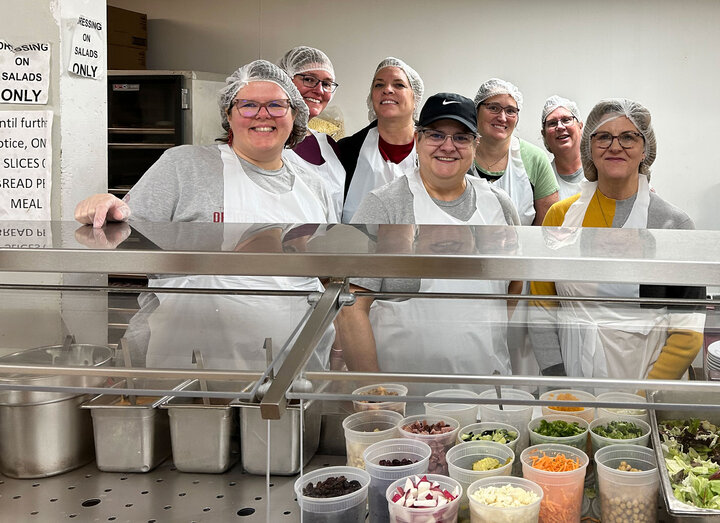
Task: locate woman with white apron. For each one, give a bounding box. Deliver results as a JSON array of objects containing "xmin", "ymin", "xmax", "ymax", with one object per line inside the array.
[
  {"xmin": 340, "ymin": 57, "xmax": 424, "ymax": 223},
  {"xmin": 529, "ymin": 98, "xmax": 705, "ymax": 383},
  {"xmin": 541, "ymin": 95, "xmax": 585, "ymax": 201},
  {"xmin": 279, "ymin": 46, "xmax": 346, "ymax": 218},
  {"xmin": 75, "ymin": 60, "xmax": 337, "ymax": 371}
]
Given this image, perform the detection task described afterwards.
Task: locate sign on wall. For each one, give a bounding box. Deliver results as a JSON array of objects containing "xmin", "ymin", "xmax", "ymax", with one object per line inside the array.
[
  {"xmin": 0, "ymin": 41, "xmax": 50, "ymax": 104},
  {"xmin": 0, "ymin": 110, "xmax": 53, "ymax": 220},
  {"xmin": 68, "ymin": 15, "xmax": 104, "ymax": 80}
]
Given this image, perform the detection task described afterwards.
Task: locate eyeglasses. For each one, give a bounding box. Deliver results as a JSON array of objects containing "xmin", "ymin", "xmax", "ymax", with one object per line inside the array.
[
  {"xmin": 590, "ymin": 131, "xmax": 644, "ymax": 149},
  {"xmin": 479, "ymin": 102, "xmax": 519, "ymax": 118},
  {"xmin": 418, "ymin": 128, "xmax": 478, "ymax": 148},
  {"xmin": 294, "ymin": 74, "xmax": 339, "ymax": 93},
  {"xmin": 232, "ymin": 99, "xmax": 292, "ymax": 118},
  {"xmin": 545, "ymin": 116, "xmax": 577, "ymax": 130}
]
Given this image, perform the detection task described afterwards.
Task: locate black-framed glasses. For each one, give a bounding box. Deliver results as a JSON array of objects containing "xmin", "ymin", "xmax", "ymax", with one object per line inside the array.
[
  {"xmin": 545, "ymin": 116, "xmax": 577, "ymax": 130},
  {"xmin": 591, "ymin": 131, "xmax": 644, "ymax": 149},
  {"xmin": 479, "ymin": 102, "xmax": 519, "ymax": 118},
  {"xmin": 232, "ymin": 99, "xmax": 292, "ymax": 118},
  {"xmin": 294, "ymin": 74, "xmax": 339, "ymax": 93},
  {"xmin": 418, "ymin": 128, "xmax": 478, "ymax": 148}
]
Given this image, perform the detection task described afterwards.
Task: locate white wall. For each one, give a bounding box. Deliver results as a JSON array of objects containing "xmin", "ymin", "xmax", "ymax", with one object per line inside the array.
[{"xmin": 109, "ymin": 0, "xmax": 720, "ymax": 230}]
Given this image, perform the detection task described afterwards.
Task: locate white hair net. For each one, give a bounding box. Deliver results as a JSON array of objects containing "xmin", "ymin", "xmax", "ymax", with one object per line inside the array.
[
  {"xmin": 541, "ymin": 95, "xmax": 582, "ymax": 124},
  {"xmin": 366, "ymin": 57, "xmax": 424, "ymax": 122},
  {"xmin": 580, "ymin": 98, "xmax": 656, "ymax": 182},
  {"xmin": 219, "ymin": 59, "xmax": 308, "ymax": 149},
  {"xmin": 277, "ymin": 46, "xmax": 335, "ymax": 79},
  {"xmin": 473, "ymin": 78, "xmax": 523, "ymax": 111}
]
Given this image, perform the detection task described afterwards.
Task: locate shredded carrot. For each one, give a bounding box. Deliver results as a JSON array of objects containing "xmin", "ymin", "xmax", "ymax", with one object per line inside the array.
[
  {"xmin": 548, "ymin": 392, "xmax": 584, "ymax": 412},
  {"xmin": 530, "ymin": 452, "xmax": 580, "ymax": 472}
]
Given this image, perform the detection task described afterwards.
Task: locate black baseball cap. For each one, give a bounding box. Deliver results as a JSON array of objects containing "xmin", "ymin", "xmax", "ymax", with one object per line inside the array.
[{"xmin": 418, "ymin": 92, "xmax": 477, "ymax": 133}]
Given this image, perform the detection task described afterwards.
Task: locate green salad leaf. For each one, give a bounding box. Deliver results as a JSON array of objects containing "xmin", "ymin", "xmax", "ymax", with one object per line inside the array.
[{"xmin": 592, "ymin": 420, "xmax": 644, "ymax": 439}]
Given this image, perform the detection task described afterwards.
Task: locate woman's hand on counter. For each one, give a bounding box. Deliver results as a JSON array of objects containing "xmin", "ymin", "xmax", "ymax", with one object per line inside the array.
[{"xmin": 75, "ymin": 193, "xmax": 131, "ymax": 228}]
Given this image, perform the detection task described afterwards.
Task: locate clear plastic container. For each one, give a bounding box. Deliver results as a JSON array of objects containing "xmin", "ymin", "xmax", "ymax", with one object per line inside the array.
[
  {"xmin": 528, "ymin": 414, "xmax": 589, "ymax": 451},
  {"xmin": 540, "ymin": 389, "xmax": 596, "ymax": 424},
  {"xmin": 589, "ymin": 414, "xmax": 651, "ymax": 456},
  {"xmin": 446, "ymin": 441, "xmax": 514, "ymax": 522},
  {"xmin": 520, "ymin": 443, "xmax": 589, "ymax": 523},
  {"xmin": 478, "ymin": 388, "xmax": 534, "ymax": 451},
  {"xmin": 457, "ymin": 421, "xmax": 519, "ymax": 453},
  {"xmin": 294, "ymin": 466, "xmax": 371, "ymax": 523},
  {"xmin": 468, "ymin": 476, "xmax": 543, "ymax": 523},
  {"xmin": 352, "ymin": 383, "xmax": 408, "ymax": 415},
  {"xmin": 596, "ymin": 391, "xmax": 649, "ymax": 423},
  {"xmin": 385, "ymin": 473, "xmax": 462, "ymax": 523},
  {"xmin": 397, "ymin": 414, "xmax": 459, "ymax": 475},
  {"xmin": 342, "ymin": 409, "xmax": 403, "ymax": 469},
  {"xmin": 363, "ymin": 438, "xmax": 431, "ymax": 523},
  {"xmin": 595, "ymin": 444, "xmax": 659, "ymax": 523},
  {"xmin": 424, "ymin": 389, "xmax": 479, "ymax": 429}
]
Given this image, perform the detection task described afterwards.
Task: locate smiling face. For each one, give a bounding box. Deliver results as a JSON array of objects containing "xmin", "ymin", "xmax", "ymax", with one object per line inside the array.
[
  {"xmin": 476, "ymin": 94, "xmax": 518, "ymax": 143},
  {"xmin": 227, "ymin": 81, "xmax": 294, "ymax": 168},
  {"xmin": 542, "ymin": 107, "xmax": 583, "ymax": 156},
  {"xmin": 591, "ymin": 116, "xmax": 645, "ymax": 188},
  {"xmin": 291, "ymin": 68, "xmax": 334, "ymax": 119},
  {"xmin": 370, "ymin": 66, "xmax": 415, "ymax": 122},
  {"xmin": 417, "ymin": 119, "xmax": 476, "ymax": 190}
]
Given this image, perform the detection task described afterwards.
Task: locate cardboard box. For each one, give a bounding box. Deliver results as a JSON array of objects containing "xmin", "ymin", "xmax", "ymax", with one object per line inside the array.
[
  {"xmin": 108, "ymin": 44, "xmax": 146, "ymax": 70},
  {"xmin": 107, "ymin": 6, "xmax": 147, "ymax": 49}
]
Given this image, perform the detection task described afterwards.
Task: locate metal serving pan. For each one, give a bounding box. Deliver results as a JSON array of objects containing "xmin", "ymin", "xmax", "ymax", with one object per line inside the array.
[{"xmin": 649, "ymin": 389, "xmax": 720, "ymax": 521}]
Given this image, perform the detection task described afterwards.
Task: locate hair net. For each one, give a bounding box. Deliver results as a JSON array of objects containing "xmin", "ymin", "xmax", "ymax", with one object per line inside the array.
[
  {"xmin": 218, "ymin": 59, "xmax": 308, "ymax": 149},
  {"xmin": 580, "ymin": 98, "xmax": 656, "ymax": 182},
  {"xmin": 473, "ymin": 78, "xmax": 523, "ymax": 111},
  {"xmin": 277, "ymin": 46, "xmax": 335, "ymax": 78},
  {"xmin": 541, "ymin": 95, "xmax": 582, "ymax": 124},
  {"xmin": 366, "ymin": 57, "xmax": 424, "ymax": 122}
]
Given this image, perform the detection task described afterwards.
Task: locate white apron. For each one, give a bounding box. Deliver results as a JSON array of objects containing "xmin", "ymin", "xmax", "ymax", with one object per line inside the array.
[
  {"xmin": 369, "ymin": 169, "xmax": 512, "ymax": 394},
  {"xmin": 557, "ymin": 175, "xmax": 665, "ymax": 379},
  {"xmin": 146, "ymin": 144, "xmax": 333, "ymax": 371},
  {"xmin": 494, "ymin": 136, "xmax": 535, "ymax": 226},
  {"xmin": 284, "ymin": 129, "xmax": 345, "ymax": 221},
  {"xmin": 552, "ymin": 160, "xmax": 583, "ymax": 200},
  {"xmin": 342, "ymin": 127, "xmax": 417, "ymax": 223}
]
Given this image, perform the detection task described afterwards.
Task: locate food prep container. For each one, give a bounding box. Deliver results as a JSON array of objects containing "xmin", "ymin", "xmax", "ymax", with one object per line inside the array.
[
  {"xmin": 446, "ymin": 441, "xmax": 514, "ymax": 522},
  {"xmin": 234, "ymin": 382, "xmax": 322, "ymax": 475},
  {"xmin": 352, "ymin": 383, "xmax": 408, "ymax": 415},
  {"xmin": 457, "ymin": 421, "xmax": 519, "ymax": 452},
  {"xmin": 294, "ymin": 465, "xmax": 371, "ymax": 523},
  {"xmin": 424, "ymin": 388, "xmax": 479, "ymax": 429},
  {"xmin": 82, "ymin": 379, "xmax": 186, "ymax": 473},
  {"xmin": 342, "ymin": 409, "xmax": 403, "ymax": 469},
  {"xmin": 595, "ymin": 444, "xmax": 659, "ymax": 523},
  {"xmin": 520, "ymin": 443, "xmax": 589, "ymax": 523},
  {"xmin": 363, "ymin": 438, "xmax": 431, "ymax": 523},
  {"xmin": 161, "ymin": 379, "xmax": 240, "ymax": 473},
  {"xmin": 588, "ymin": 414, "xmax": 650, "ymax": 456},
  {"xmin": 385, "ymin": 473, "xmax": 462, "ymax": 523},
  {"xmin": 540, "ymin": 389, "xmax": 596, "ymax": 423},
  {"xmin": 528, "ymin": 414, "xmax": 590, "ymax": 451},
  {"xmin": 397, "ymin": 414, "xmax": 459, "ymax": 475},
  {"xmin": 648, "ymin": 389, "xmax": 720, "ymax": 520},
  {"xmin": 0, "ymin": 343, "xmax": 114, "ymax": 478},
  {"xmin": 467, "ymin": 476, "xmax": 543, "ymax": 523},
  {"xmin": 595, "ymin": 391, "xmax": 649, "ymax": 423},
  {"xmin": 478, "ymin": 388, "xmax": 534, "ymax": 451}
]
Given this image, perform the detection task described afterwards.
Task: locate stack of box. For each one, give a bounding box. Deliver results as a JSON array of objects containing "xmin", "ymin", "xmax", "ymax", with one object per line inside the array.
[{"xmin": 107, "ymin": 6, "xmax": 147, "ymax": 70}]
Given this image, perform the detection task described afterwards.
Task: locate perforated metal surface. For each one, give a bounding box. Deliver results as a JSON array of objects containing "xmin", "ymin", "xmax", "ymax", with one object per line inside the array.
[{"xmin": 0, "ymin": 455, "xmax": 346, "ymax": 522}]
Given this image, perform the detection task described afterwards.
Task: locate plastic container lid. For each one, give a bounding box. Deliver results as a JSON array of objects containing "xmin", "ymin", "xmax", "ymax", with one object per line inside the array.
[
  {"xmin": 596, "ymin": 391, "xmax": 649, "ymax": 423},
  {"xmin": 467, "ymin": 476, "xmax": 543, "ymax": 523},
  {"xmin": 343, "ymin": 410, "xmax": 404, "ymax": 469},
  {"xmin": 294, "ymin": 466, "xmax": 370, "ymax": 514},
  {"xmin": 424, "ymin": 389, "xmax": 479, "ymax": 429},
  {"xmin": 456, "ymin": 421, "xmax": 519, "ymax": 452},
  {"xmin": 385, "ymin": 473, "xmax": 462, "ymax": 520},
  {"xmin": 446, "ymin": 440, "xmax": 514, "ymax": 486},
  {"xmin": 528, "ymin": 414, "xmax": 589, "ymax": 450},
  {"xmin": 540, "ymin": 389, "xmax": 596, "ymax": 423},
  {"xmin": 589, "ymin": 414, "xmax": 651, "ymax": 456},
  {"xmin": 352, "ymin": 383, "xmax": 408, "ymax": 415}
]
